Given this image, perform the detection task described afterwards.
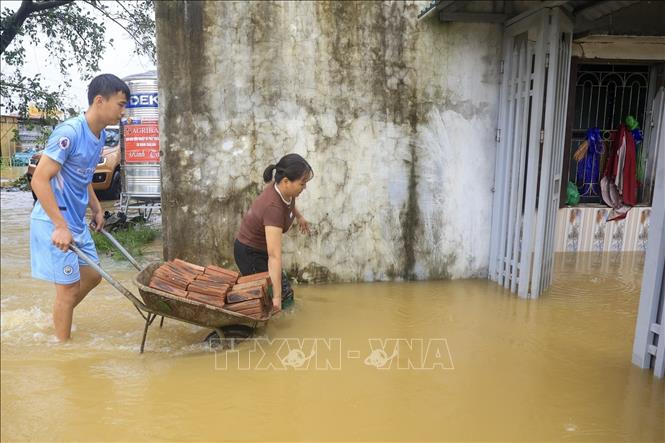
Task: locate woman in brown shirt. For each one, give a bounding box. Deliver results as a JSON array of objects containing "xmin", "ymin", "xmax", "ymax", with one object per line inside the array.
[{"xmin": 235, "ymin": 153, "xmax": 313, "ymax": 313}]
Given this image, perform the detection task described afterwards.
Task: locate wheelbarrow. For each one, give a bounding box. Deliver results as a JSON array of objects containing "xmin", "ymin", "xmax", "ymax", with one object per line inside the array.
[{"xmin": 69, "ymin": 228, "xmax": 270, "ymax": 353}]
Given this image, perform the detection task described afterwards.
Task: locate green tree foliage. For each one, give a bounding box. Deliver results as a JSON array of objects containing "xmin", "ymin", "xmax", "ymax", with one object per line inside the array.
[{"xmin": 1, "ymin": 0, "xmax": 155, "ymax": 120}]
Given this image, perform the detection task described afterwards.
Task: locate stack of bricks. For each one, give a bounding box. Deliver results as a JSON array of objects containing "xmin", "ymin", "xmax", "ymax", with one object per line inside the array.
[
  {"xmin": 223, "ymin": 272, "xmax": 272, "ymax": 318},
  {"xmin": 148, "ymin": 259, "xmax": 272, "ymax": 319}
]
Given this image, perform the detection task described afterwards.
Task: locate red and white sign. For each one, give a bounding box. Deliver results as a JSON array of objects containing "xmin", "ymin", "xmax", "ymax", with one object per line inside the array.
[{"xmin": 124, "ymin": 123, "xmax": 160, "ymax": 163}]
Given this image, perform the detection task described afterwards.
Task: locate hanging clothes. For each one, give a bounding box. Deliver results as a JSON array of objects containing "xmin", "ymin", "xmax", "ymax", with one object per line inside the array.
[
  {"xmin": 576, "ymin": 128, "xmax": 603, "ymax": 196},
  {"xmin": 601, "ymin": 123, "xmax": 638, "ymax": 221},
  {"xmin": 615, "ymin": 131, "xmax": 626, "ymax": 192},
  {"xmin": 632, "ymin": 127, "xmax": 645, "ymax": 186}
]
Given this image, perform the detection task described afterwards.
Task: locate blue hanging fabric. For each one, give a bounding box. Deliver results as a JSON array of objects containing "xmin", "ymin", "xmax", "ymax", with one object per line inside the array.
[{"xmin": 577, "ymin": 128, "xmax": 603, "ymax": 196}]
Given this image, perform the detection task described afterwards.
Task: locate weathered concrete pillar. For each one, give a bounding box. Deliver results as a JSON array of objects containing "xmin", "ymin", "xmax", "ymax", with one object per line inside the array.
[{"xmin": 155, "ymin": 1, "xmax": 501, "ymax": 282}]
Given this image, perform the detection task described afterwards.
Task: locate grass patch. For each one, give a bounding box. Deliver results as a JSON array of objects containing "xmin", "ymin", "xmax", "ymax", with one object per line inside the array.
[
  {"xmin": 10, "ymin": 174, "xmax": 30, "ymax": 190},
  {"xmin": 92, "ymin": 222, "xmax": 158, "ymax": 260},
  {"xmin": 1, "ymin": 173, "xmax": 30, "ymax": 190}
]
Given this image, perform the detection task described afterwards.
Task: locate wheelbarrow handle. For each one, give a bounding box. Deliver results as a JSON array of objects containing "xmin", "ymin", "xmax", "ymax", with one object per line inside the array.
[
  {"xmin": 91, "ymin": 225, "xmax": 141, "ymax": 271},
  {"xmin": 69, "ymin": 242, "xmax": 148, "ymax": 313}
]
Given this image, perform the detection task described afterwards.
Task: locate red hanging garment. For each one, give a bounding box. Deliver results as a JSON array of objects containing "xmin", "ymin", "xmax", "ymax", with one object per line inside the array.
[
  {"xmin": 604, "ymin": 125, "xmax": 621, "ymax": 179},
  {"xmin": 600, "ymin": 124, "xmax": 637, "ymax": 221},
  {"xmin": 604, "ymin": 124, "xmax": 638, "ymax": 205}
]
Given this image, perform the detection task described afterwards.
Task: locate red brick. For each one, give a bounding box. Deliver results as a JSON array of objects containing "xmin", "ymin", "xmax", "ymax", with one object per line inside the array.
[
  {"xmin": 164, "ymin": 267, "xmax": 199, "ymax": 284},
  {"xmin": 153, "ymin": 266, "xmax": 191, "ymax": 286},
  {"xmin": 186, "ymin": 281, "xmax": 229, "ymax": 298},
  {"xmin": 188, "ymin": 291, "xmax": 226, "ymax": 308},
  {"xmin": 237, "ymin": 272, "xmax": 271, "ymax": 285},
  {"xmin": 205, "ymin": 265, "xmax": 240, "ymax": 281},
  {"xmin": 223, "ymin": 298, "xmax": 262, "ymax": 311},
  {"xmin": 162, "ymin": 262, "xmax": 199, "ymax": 281},
  {"xmin": 149, "ymin": 276, "xmax": 189, "ymax": 298},
  {"xmin": 226, "ymin": 287, "xmax": 265, "ymax": 304},
  {"xmin": 173, "ymin": 258, "xmax": 205, "ymax": 273},
  {"xmin": 231, "ymin": 280, "xmax": 269, "ymax": 292},
  {"xmin": 196, "ymin": 272, "xmax": 236, "ymax": 285}
]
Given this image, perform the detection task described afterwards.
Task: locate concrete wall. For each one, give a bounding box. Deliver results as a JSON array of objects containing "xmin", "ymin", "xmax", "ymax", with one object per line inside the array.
[{"xmin": 155, "ymin": 1, "xmax": 502, "ymax": 282}]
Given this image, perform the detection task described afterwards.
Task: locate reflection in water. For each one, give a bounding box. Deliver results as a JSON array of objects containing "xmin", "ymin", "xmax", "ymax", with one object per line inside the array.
[{"xmin": 1, "ymin": 191, "xmax": 663, "ymax": 442}]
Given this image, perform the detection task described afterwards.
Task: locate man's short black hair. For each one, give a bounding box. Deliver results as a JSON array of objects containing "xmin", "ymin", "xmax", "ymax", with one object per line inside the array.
[{"xmin": 87, "ymin": 74, "xmax": 130, "ymax": 105}]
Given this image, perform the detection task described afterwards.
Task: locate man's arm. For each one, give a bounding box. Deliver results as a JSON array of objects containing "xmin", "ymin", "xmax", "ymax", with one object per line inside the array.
[
  {"xmin": 31, "ymin": 156, "xmax": 71, "ymax": 251},
  {"xmin": 87, "ymin": 183, "xmax": 104, "ymax": 231}
]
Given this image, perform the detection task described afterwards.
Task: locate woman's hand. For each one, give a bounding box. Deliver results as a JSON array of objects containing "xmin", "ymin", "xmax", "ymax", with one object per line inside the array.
[{"xmin": 297, "ymin": 215, "xmax": 311, "ymax": 235}]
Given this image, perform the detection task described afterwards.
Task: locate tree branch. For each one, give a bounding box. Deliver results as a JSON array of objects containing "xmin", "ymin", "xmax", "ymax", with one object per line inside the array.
[
  {"xmin": 30, "ymin": 0, "xmax": 73, "ymax": 13},
  {"xmin": 1, "ymin": 1, "xmax": 34, "ymax": 55},
  {"xmin": 81, "ymin": 0, "xmax": 143, "ymax": 49},
  {"xmin": 1, "ymin": 79, "xmax": 55, "ymax": 97},
  {"xmin": 114, "ymin": 0, "xmax": 133, "ymax": 20},
  {"xmin": 1, "ymin": 0, "xmax": 73, "ymax": 54}
]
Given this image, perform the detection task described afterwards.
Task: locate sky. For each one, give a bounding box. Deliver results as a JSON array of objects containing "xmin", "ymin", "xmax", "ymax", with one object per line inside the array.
[{"xmin": 1, "ymin": 0, "xmax": 156, "ymax": 114}]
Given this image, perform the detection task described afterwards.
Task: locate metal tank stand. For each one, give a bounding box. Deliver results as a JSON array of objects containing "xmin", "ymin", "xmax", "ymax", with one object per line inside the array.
[{"xmin": 119, "ymin": 193, "xmax": 161, "ymax": 220}]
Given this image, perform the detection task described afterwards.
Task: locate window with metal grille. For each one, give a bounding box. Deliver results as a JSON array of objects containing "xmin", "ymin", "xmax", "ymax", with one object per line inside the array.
[{"xmin": 562, "ymin": 61, "xmax": 655, "ymax": 205}]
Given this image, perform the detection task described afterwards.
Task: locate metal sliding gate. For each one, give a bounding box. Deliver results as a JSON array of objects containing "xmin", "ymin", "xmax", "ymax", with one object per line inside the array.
[
  {"xmin": 488, "ymin": 7, "xmax": 573, "ymax": 298},
  {"xmin": 632, "ymin": 86, "xmax": 665, "ymax": 378}
]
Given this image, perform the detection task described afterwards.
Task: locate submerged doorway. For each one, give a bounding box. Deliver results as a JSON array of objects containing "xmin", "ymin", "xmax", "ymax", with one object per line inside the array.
[{"xmin": 486, "ymin": 9, "xmax": 665, "ymax": 377}]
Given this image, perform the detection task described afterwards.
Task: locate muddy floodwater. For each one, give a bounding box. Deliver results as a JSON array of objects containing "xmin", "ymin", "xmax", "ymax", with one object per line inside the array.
[{"xmin": 1, "ymin": 190, "xmax": 663, "ymax": 442}]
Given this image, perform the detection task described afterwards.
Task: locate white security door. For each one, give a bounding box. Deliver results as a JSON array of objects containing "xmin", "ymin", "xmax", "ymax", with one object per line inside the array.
[{"xmin": 488, "ymin": 7, "xmax": 573, "ymax": 298}]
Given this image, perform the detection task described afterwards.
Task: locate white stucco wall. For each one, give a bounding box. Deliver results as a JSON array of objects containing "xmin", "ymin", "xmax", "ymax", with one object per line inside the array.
[{"xmin": 156, "ymin": 1, "xmax": 502, "ymax": 282}]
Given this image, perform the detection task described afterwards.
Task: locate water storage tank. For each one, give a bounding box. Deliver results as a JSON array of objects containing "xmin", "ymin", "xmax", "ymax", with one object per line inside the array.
[{"xmin": 121, "ymin": 70, "xmax": 160, "ymax": 198}]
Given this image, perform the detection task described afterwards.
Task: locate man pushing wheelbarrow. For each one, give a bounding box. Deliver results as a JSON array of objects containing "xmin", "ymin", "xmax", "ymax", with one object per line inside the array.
[{"xmin": 30, "ymin": 73, "xmax": 314, "ymax": 348}]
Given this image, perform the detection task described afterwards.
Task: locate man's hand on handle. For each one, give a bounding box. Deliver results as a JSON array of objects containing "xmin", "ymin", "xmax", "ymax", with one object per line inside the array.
[
  {"xmin": 52, "ymin": 224, "xmax": 73, "ymax": 252},
  {"xmin": 91, "ymin": 211, "xmax": 105, "ymax": 232}
]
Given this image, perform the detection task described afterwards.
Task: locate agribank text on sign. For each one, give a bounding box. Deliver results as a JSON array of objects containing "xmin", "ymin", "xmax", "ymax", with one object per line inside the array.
[{"xmin": 124, "ymin": 124, "xmax": 160, "ymax": 163}]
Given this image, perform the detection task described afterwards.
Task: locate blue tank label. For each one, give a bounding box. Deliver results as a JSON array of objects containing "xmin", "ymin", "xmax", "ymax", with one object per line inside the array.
[{"xmin": 127, "ymin": 93, "xmax": 158, "ymax": 108}]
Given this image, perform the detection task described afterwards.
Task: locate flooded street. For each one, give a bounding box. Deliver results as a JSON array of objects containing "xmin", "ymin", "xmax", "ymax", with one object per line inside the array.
[{"xmin": 1, "ymin": 190, "xmax": 663, "ymax": 442}]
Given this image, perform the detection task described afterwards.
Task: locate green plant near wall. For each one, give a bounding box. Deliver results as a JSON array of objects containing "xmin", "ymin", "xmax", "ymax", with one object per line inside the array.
[
  {"xmin": 7, "ymin": 173, "xmax": 29, "ymax": 189},
  {"xmin": 92, "ymin": 222, "xmax": 158, "ymax": 260}
]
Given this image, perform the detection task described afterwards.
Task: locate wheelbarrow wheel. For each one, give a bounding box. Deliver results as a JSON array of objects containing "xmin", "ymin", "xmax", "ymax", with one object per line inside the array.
[{"xmin": 204, "ymin": 325, "xmax": 254, "ymax": 349}]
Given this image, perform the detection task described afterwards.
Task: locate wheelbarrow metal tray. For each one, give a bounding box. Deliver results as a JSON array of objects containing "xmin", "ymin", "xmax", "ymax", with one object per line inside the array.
[{"xmin": 134, "ymin": 263, "xmax": 268, "ymax": 329}]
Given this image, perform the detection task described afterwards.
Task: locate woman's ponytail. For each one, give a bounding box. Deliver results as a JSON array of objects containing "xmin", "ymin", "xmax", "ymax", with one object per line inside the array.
[
  {"xmin": 263, "ymin": 164, "xmax": 277, "ymax": 183},
  {"xmin": 264, "ymin": 154, "xmax": 313, "ymax": 184}
]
